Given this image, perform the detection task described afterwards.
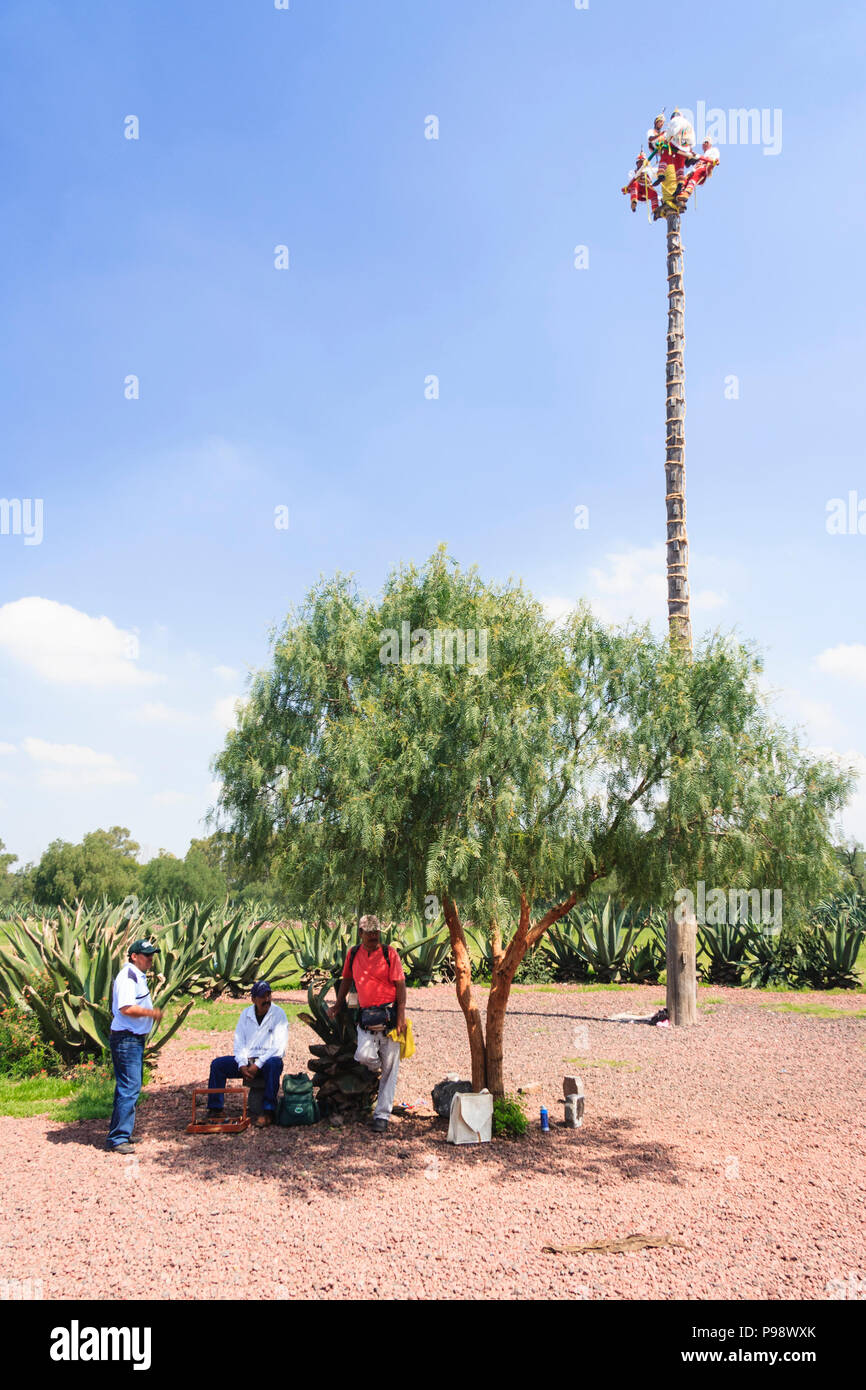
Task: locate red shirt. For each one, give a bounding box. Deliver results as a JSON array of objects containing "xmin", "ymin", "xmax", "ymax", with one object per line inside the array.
[{"xmin": 342, "ymin": 943, "xmax": 404, "ymax": 1008}]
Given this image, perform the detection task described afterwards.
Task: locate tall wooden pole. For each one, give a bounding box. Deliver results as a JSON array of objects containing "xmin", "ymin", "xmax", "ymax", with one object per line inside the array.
[
  {"xmin": 664, "ymin": 213, "xmax": 692, "ymax": 649},
  {"xmin": 663, "ymin": 211, "xmax": 698, "ymax": 1026}
]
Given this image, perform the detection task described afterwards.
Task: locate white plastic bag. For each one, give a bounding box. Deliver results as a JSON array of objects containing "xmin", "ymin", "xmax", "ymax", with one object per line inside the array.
[{"xmin": 447, "ymin": 1089, "xmax": 493, "ymax": 1145}]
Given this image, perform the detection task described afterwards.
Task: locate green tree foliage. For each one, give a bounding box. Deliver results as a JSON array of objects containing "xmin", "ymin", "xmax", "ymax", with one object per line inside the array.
[
  {"xmin": 139, "ymin": 846, "xmax": 227, "ymax": 903},
  {"xmin": 213, "ymin": 549, "xmax": 854, "ymax": 1090},
  {"xmin": 31, "ymin": 827, "xmax": 142, "ymax": 907},
  {"xmin": 0, "ymin": 840, "xmax": 30, "ymax": 906}
]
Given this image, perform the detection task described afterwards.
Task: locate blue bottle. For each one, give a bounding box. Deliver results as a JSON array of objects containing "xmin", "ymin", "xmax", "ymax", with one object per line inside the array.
[{"xmin": 540, "ymin": 1106, "xmax": 549, "ymax": 1132}]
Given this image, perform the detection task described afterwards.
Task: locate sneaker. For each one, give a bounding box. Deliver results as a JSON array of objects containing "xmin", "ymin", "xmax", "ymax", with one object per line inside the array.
[
  {"xmin": 107, "ymin": 1142, "xmax": 136, "ymax": 1154},
  {"xmin": 371, "ymin": 1118, "xmax": 388, "ymax": 1133}
]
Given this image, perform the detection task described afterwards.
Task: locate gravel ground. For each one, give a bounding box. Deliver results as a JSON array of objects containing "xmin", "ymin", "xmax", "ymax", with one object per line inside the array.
[{"xmin": 2, "ymin": 984, "xmax": 865, "ymax": 1301}]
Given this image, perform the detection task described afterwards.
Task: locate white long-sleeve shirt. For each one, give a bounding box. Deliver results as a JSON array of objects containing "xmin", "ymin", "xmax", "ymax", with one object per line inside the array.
[
  {"xmin": 696, "ymin": 145, "xmax": 720, "ymax": 168},
  {"xmin": 233, "ymin": 1003, "xmax": 289, "ymax": 1066}
]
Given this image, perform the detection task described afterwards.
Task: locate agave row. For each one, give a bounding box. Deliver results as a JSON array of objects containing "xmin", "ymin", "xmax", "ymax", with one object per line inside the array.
[{"xmin": 0, "ymin": 902, "xmax": 290, "ymax": 1062}]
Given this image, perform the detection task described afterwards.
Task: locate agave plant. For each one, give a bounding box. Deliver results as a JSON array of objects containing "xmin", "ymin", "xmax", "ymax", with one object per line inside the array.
[
  {"xmin": 297, "ymin": 980, "xmax": 378, "ymax": 1118},
  {"xmin": 464, "ymin": 922, "xmax": 496, "ymax": 979},
  {"xmin": 741, "ymin": 924, "xmax": 799, "ymax": 989},
  {"xmin": 206, "ymin": 909, "xmax": 294, "ymax": 996},
  {"xmin": 540, "ymin": 919, "xmax": 591, "ymax": 982},
  {"xmin": 390, "ymin": 913, "xmax": 453, "ymax": 986},
  {"xmin": 697, "ymin": 920, "xmax": 752, "ymax": 986},
  {"xmin": 281, "ymin": 921, "xmax": 353, "ymax": 986},
  {"xmin": 812, "ymin": 890, "xmax": 866, "ymax": 933},
  {"xmin": 622, "ymin": 911, "xmax": 668, "ymax": 984},
  {"xmin": 0, "ymin": 903, "xmax": 211, "ymax": 1063},
  {"xmin": 798, "ymin": 916, "xmax": 866, "ymax": 990},
  {"xmin": 573, "ymin": 898, "xmax": 642, "ymax": 983}
]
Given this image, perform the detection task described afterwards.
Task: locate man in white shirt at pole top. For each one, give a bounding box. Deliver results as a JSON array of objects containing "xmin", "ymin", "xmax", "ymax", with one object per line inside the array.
[
  {"xmin": 106, "ymin": 938, "xmax": 163, "ymax": 1153},
  {"xmin": 205, "ymin": 980, "xmax": 289, "ymax": 1128}
]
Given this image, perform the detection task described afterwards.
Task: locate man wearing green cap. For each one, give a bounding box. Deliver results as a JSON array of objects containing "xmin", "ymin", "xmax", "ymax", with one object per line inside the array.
[{"xmin": 105, "ymin": 940, "xmax": 162, "ymax": 1153}]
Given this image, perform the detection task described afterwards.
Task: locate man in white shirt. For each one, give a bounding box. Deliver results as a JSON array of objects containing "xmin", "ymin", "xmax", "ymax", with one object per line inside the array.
[
  {"xmin": 205, "ymin": 981, "xmax": 289, "ymax": 1128},
  {"xmin": 106, "ymin": 939, "xmax": 163, "ymax": 1153}
]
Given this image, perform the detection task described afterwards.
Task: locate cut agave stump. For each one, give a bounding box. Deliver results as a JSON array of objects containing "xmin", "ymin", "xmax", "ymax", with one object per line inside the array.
[{"xmin": 298, "ymin": 981, "xmax": 379, "ymax": 1119}]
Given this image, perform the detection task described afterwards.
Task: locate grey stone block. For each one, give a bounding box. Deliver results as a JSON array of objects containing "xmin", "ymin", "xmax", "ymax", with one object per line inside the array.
[{"xmin": 561, "ymin": 1094, "xmax": 585, "ymax": 1128}]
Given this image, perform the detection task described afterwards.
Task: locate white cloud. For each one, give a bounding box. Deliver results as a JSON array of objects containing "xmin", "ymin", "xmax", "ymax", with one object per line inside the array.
[
  {"xmin": 213, "ymin": 694, "xmax": 247, "ymax": 731},
  {"xmin": 588, "ymin": 546, "xmax": 667, "ymax": 626},
  {"xmin": 0, "ymin": 598, "xmax": 162, "ymax": 687},
  {"xmin": 213, "ymin": 665, "xmax": 239, "ymax": 682},
  {"xmin": 132, "ymin": 701, "xmax": 195, "ymax": 726},
  {"xmin": 815, "ymin": 644, "xmax": 866, "ymax": 687},
  {"xmin": 540, "ymin": 595, "xmax": 575, "ymax": 625},
  {"xmin": 22, "ymin": 737, "xmax": 137, "ymax": 788},
  {"xmin": 580, "ymin": 545, "xmax": 728, "ymax": 628},
  {"xmin": 152, "ymin": 790, "xmax": 194, "ymax": 806},
  {"xmin": 695, "ymin": 589, "xmax": 728, "ymax": 612},
  {"xmin": 0, "ymin": 743, "xmax": 15, "ymax": 756}
]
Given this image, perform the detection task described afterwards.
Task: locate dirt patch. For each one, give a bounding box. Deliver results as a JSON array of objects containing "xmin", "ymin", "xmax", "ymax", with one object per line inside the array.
[{"xmin": 2, "ymin": 983, "xmax": 864, "ymax": 1300}]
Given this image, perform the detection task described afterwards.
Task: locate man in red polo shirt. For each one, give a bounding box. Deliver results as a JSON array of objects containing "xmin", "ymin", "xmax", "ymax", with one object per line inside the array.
[{"xmin": 329, "ymin": 915, "xmax": 407, "ymax": 1133}]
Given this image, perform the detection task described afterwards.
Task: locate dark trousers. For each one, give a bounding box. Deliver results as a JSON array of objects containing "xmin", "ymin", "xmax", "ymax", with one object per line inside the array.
[
  {"xmin": 107, "ymin": 1031, "xmax": 146, "ymax": 1149},
  {"xmin": 207, "ymin": 1055, "xmax": 283, "ymax": 1112}
]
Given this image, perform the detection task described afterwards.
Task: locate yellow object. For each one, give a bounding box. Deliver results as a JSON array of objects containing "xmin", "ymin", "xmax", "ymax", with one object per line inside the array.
[
  {"xmin": 659, "ymin": 162, "xmax": 678, "ymax": 211},
  {"xmin": 387, "ymin": 1017, "xmax": 415, "ymax": 1059}
]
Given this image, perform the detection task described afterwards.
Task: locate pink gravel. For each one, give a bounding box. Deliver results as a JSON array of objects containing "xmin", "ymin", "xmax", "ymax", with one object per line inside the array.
[{"xmin": 2, "ymin": 984, "xmax": 864, "ymax": 1301}]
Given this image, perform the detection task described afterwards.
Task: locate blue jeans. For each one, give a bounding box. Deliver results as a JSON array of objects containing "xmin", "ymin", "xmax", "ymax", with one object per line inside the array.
[
  {"xmin": 207, "ymin": 1055, "xmax": 283, "ymax": 1113},
  {"xmin": 107, "ymin": 1031, "xmax": 146, "ymax": 1148}
]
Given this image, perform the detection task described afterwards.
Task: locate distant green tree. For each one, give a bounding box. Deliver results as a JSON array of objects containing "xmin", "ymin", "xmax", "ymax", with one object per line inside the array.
[
  {"xmin": 31, "ymin": 826, "xmax": 142, "ymax": 906},
  {"xmin": 837, "ymin": 840, "xmax": 866, "ymax": 895},
  {"xmin": 0, "ymin": 840, "xmax": 20, "ymax": 905},
  {"xmin": 140, "ymin": 845, "xmax": 227, "ymax": 903},
  {"xmin": 213, "ymin": 551, "xmax": 853, "ymax": 1094}
]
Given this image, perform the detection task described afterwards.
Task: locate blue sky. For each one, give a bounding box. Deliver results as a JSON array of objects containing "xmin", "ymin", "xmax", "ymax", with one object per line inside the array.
[{"xmin": 1, "ymin": 0, "xmax": 865, "ymax": 866}]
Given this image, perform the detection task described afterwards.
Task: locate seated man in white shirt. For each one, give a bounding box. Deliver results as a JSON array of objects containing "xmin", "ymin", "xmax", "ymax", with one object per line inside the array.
[{"xmin": 205, "ymin": 980, "xmax": 289, "ymax": 1128}]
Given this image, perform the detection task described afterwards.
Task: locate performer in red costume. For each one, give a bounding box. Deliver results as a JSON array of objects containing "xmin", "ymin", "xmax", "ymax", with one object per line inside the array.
[
  {"xmin": 679, "ymin": 139, "xmax": 720, "ymax": 205},
  {"xmin": 622, "ymin": 151, "xmax": 659, "ymax": 212}
]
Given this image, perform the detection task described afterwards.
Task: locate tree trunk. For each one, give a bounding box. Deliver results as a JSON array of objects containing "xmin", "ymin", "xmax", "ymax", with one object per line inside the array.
[
  {"xmin": 442, "ymin": 894, "xmax": 487, "ymax": 1090},
  {"xmin": 664, "ymin": 211, "xmax": 697, "ymax": 1026},
  {"xmin": 484, "ymin": 896, "xmax": 531, "ymax": 1097}
]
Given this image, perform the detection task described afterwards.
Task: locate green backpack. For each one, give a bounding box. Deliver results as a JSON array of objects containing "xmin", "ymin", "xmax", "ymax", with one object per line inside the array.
[{"xmin": 277, "ymin": 1072, "xmax": 320, "ymax": 1127}]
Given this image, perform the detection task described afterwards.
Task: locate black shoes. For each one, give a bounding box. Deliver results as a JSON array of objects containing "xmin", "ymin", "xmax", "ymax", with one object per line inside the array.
[{"xmin": 108, "ymin": 1142, "xmax": 136, "ymax": 1154}]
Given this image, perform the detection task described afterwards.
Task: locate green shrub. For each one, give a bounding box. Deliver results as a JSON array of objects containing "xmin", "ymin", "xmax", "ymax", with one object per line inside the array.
[
  {"xmin": 513, "ymin": 945, "xmax": 557, "ymax": 984},
  {"xmin": 492, "ymin": 1093, "xmax": 528, "ymax": 1138},
  {"xmin": 0, "ymin": 998, "xmax": 64, "ymax": 1078}
]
